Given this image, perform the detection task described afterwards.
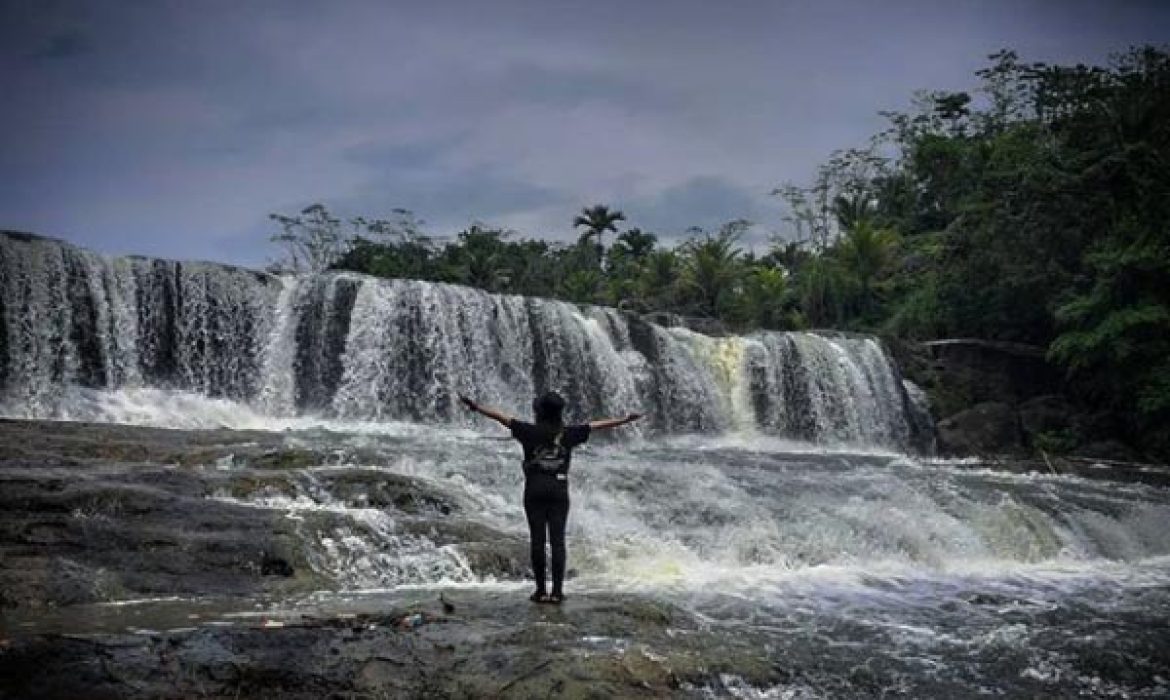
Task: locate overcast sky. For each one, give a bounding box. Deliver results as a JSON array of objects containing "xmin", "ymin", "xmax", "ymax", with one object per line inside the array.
[{"xmin": 2, "ymin": 1, "xmax": 1168, "ymax": 267}]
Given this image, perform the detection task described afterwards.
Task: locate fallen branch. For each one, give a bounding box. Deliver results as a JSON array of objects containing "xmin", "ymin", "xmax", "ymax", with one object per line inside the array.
[
  {"xmin": 495, "ymin": 659, "xmax": 553, "ymax": 697},
  {"xmin": 1039, "ymin": 449, "xmax": 1058, "ymax": 475}
]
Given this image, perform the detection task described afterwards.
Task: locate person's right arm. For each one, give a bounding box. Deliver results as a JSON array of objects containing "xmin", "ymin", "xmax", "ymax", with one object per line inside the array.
[
  {"xmin": 459, "ymin": 394, "xmax": 514, "ymax": 428},
  {"xmin": 588, "ymin": 413, "xmax": 643, "ymax": 431}
]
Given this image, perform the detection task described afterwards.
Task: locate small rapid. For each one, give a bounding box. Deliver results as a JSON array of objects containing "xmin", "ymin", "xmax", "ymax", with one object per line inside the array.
[
  {"xmin": 179, "ymin": 415, "xmax": 1170, "ymax": 597},
  {"xmin": 187, "ymin": 421, "xmax": 1170, "ymax": 695},
  {"xmin": 14, "ymin": 379, "xmax": 1162, "ymax": 598}
]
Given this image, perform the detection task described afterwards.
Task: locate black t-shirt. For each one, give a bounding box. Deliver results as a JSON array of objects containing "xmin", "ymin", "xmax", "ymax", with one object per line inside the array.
[{"xmin": 509, "ymin": 420, "xmax": 590, "ymax": 493}]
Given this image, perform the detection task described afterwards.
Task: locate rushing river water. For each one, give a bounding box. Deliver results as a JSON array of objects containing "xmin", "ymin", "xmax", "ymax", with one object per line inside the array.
[
  {"xmin": 250, "ymin": 421, "xmax": 1170, "ymax": 697},
  {"xmin": 2, "ymin": 232, "xmax": 1169, "ymax": 696},
  {"xmin": 4, "ymin": 389, "xmax": 1167, "ymax": 697}
]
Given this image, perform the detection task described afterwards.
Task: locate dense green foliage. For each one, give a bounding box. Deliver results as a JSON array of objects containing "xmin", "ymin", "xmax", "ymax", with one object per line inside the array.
[
  {"xmin": 879, "ymin": 47, "xmax": 1169, "ymax": 455},
  {"xmin": 270, "ymin": 208, "xmax": 803, "ymax": 331},
  {"xmin": 773, "ymin": 47, "xmax": 1169, "ymax": 456},
  {"xmin": 269, "ymin": 46, "xmax": 1170, "ymax": 455}
]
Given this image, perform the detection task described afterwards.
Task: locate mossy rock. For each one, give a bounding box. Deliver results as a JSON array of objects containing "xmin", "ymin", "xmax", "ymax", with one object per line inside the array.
[
  {"xmin": 617, "ymin": 599, "xmax": 675, "ymax": 626},
  {"xmin": 224, "ymin": 473, "xmax": 298, "ymax": 499},
  {"xmin": 399, "ymin": 517, "xmax": 506, "ymax": 545},
  {"xmin": 173, "ymin": 449, "xmax": 237, "ymax": 468},
  {"xmin": 248, "ymin": 449, "xmax": 325, "ymax": 470},
  {"xmin": 454, "ymin": 538, "xmax": 529, "ymax": 579},
  {"xmin": 317, "ymin": 470, "xmax": 456, "ymax": 514}
]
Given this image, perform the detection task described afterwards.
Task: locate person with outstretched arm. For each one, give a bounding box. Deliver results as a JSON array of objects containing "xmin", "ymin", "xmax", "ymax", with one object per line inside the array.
[{"xmin": 459, "ymin": 391, "xmax": 642, "ymax": 604}]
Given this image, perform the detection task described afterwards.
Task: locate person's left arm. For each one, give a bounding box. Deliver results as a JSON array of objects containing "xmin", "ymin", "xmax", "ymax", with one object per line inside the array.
[
  {"xmin": 459, "ymin": 395, "xmax": 514, "ymax": 428},
  {"xmin": 587, "ymin": 413, "xmax": 643, "ymax": 431}
]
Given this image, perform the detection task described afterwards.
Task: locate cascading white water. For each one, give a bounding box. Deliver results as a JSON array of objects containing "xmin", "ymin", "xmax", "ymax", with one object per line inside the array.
[
  {"xmin": 0, "ymin": 231, "xmax": 926, "ymax": 450},
  {"xmin": 330, "ymin": 275, "xmax": 540, "ymax": 422},
  {"xmin": 745, "ymin": 332, "xmax": 912, "ymax": 446},
  {"xmin": 105, "ymin": 257, "xmax": 143, "ymax": 388},
  {"xmin": 208, "ymin": 425, "xmax": 1170, "ymax": 598},
  {"xmin": 255, "ymin": 276, "xmax": 300, "ymax": 415}
]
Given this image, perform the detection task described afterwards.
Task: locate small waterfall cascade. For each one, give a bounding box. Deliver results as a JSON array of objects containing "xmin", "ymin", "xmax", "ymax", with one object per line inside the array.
[
  {"xmin": 0, "ymin": 232, "xmax": 931, "ymax": 450},
  {"xmin": 0, "ymin": 232, "xmax": 279, "ymax": 416}
]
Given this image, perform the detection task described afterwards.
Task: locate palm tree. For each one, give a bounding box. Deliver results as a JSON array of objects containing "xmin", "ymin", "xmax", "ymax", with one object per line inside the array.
[
  {"xmin": 837, "ymin": 217, "xmax": 899, "ymax": 314},
  {"xmin": 798, "ymin": 256, "xmax": 849, "ymax": 327},
  {"xmin": 678, "ymin": 221, "xmax": 746, "ymax": 318},
  {"xmin": 831, "ymin": 193, "xmax": 873, "ymax": 235},
  {"xmin": 638, "ymin": 249, "xmax": 680, "ymax": 310},
  {"xmin": 611, "ymin": 228, "xmax": 656, "ymax": 260},
  {"xmin": 453, "ymin": 225, "xmax": 511, "ymax": 291},
  {"xmin": 572, "ymin": 205, "xmax": 626, "ymax": 268},
  {"xmin": 742, "ymin": 266, "xmax": 792, "ymax": 329}
]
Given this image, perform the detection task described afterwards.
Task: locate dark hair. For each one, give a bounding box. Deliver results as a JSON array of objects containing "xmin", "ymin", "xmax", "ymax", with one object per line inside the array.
[{"xmin": 532, "ymin": 391, "xmax": 566, "ymax": 427}]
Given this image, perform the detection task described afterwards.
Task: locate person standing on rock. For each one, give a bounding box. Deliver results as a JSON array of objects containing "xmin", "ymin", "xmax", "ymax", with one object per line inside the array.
[{"xmin": 459, "ymin": 391, "xmax": 642, "ymax": 604}]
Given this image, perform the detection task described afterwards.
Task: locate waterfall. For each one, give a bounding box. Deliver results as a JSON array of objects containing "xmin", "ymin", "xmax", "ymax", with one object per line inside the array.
[
  {"xmin": 0, "ymin": 232, "xmax": 930, "ymax": 450},
  {"xmin": 255, "ymin": 276, "xmax": 300, "ymax": 415}
]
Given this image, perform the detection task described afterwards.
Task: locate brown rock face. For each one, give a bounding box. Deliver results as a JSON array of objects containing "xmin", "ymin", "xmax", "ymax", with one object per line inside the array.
[{"xmin": 936, "ymin": 402, "xmax": 1024, "ymax": 457}]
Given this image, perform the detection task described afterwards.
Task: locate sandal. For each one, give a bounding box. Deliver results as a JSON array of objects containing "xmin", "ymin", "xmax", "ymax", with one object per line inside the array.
[
  {"xmin": 529, "ymin": 590, "xmax": 549, "ymax": 603},
  {"xmin": 546, "ymin": 592, "xmax": 564, "ymax": 605}
]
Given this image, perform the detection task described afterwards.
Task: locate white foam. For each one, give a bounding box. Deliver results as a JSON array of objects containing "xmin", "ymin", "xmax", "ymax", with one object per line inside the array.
[
  {"xmin": 649, "ymin": 432, "xmax": 903, "ymax": 457},
  {"xmin": 4, "ymin": 385, "xmax": 478, "ymax": 438}
]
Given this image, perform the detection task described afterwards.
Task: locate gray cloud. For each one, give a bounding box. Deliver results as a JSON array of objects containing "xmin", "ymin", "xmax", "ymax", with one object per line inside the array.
[
  {"xmin": 2, "ymin": 0, "xmax": 1168, "ymax": 264},
  {"xmin": 29, "ymin": 30, "xmax": 92, "ymax": 60},
  {"xmin": 621, "ymin": 176, "xmax": 781, "ymax": 247},
  {"xmin": 337, "ymin": 163, "xmax": 570, "ymax": 237}
]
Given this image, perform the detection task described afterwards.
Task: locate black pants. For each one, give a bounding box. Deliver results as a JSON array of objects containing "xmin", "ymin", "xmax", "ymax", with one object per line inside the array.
[{"xmin": 523, "ymin": 495, "xmax": 570, "ymax": 594}]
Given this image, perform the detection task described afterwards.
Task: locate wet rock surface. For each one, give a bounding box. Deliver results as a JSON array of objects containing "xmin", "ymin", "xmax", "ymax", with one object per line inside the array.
[
  {"xmin": 0, "ymin": 461, "xmax": 318, "ymax": 609},
  {"xmin": 913, "ymin": 339, "xmax": 1060, "ymax": 416},
  {"xmin": 1016, "ymin": 394, "xmax": 1076, "ymax": 439},
  {"xmin": 4, "ymin": 583, "xmax": 1169, "ymax": 699},
  {"xmin": 0, "ymin": 592, "xmax": 790, "ymax": 700},
  {"xmin": 0, "ymin": 419, "xmax": 516, "ymax": 609},
  {"xmin": 936, "ymin": 401, "xmax": 1025, "ymax": 456}
]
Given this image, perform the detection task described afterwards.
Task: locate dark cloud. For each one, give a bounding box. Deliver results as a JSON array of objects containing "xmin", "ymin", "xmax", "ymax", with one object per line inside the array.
[
  {"xmin": 342, "ymin": 139, "xmax": 460, "ymax": 172},
  {"xmin": 337, "ymin": 163, "xmax": 570, "ymax": 236},
  {"xmin": 29, "ymin": 30, "xmax": 92, "ymax": 60},
  {"xmin": 498, "ymin": 63, "xmax": 683, "ymax": 112},
  {"xmin": 2, "ymin": 0, "xmax": 1168, "ymax": 264},
  {"xmin": 622, "ymin": 176, "xmax": 781, "ymax": 248}
]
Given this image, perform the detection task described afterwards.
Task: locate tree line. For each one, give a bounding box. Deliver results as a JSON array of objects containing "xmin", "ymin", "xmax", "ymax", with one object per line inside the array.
[
  {"xmin": 270, "ymin": 46, "xmax": 1170, "ymax": 456},
  {"xmin": 268, "ymin": 202, "xmax": 806, "ymax": 331}
]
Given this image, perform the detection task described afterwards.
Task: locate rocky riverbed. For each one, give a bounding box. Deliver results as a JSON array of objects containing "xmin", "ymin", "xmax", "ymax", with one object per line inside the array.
[
  {"xmin": 3, "ymin": 418, "xmax": 1170, "ymax": 698},
  {"xmin": 0, "ymin": 419, "xmax": 785, "ymax": 697}
]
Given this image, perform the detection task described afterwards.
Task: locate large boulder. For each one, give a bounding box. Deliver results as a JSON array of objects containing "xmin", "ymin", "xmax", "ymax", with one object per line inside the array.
[
  {"xmin": 936, "ymin": 402, "xmax": 1024, "ymax": 456},
  {"xmin": 906, "ymin": 339, "xmax": 1060, "ymax": 418},
  {"xmin": 1018, "ymin": 394, "xmax": 1077, "ymax": 444}
]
